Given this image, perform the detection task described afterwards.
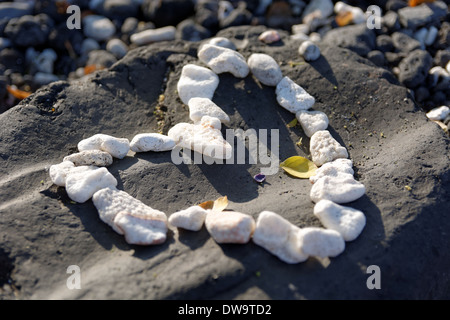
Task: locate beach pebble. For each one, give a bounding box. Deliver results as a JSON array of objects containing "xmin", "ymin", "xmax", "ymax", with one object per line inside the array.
[
  {"xmin": 130, "ymin": 26, "xmax": 176, "ymax": 45},
  {"xmin": 80, "ymin": 38, "xmax": 100, "ymax": 56},
  {"xmin": 398, "ymin": 1, "xmax": 447, "ymax": 30},
  {"xmin": 296, "ymin": 110, "xmax": 328, "ymax": 137},
  {"xmin": 258, "ymin": 30, "xmax": 281, "ymax": 44},
  {"xmin": 197, "ymin": 44, "xmax": 249, "ymax": 78},
  {"xmin": 424, "ymin": 26, "xmax": 438, "ymax": 46},
  {"xmin": 310, "ymin": 175, "xmax": 366, "ymax": 204},
  {"xmin": 310, "ymin": 158, "xmax": 354, "ymax": 184},
  {"xmin": 188, "ymin": 97, "xmax": 230, "ymax": 124},
  {"xmin": 35, "ymin": 49, "xmax": 57, "ymax": 74},
  {"xmin": 247, "ymin": 53, "xmax": 283, "ymax": 86},
  {"xmin": 298, "ymin": 40, "xmax": 321, "ymax": 61},
  {"xmin": 106, "ymin": 38, "xmax": 128, "ymax": 59},
  {"xmin": 4, "ymin": 14, "xmax": 51, "ymax": 47},
  {"xmin": 302, "ymin": 0, "xmax": 333, "ymax": 21},
  {"xmin": 0, "ymin": 2, "xmax": 33, "ymax": 19},
  {"xmin": 168, "ymin": 116, "xmax": 232, "ymax": 160},
  {"xmin": 275, "ymin": 76, "xmax": 315, "ymax": 113},
  {"xmin": 398, "ymin": 49, "xmax": 432, "ymax": 88},
  {"xmin": 429, "ymin": 66, "xmax": 449, "ymax": 87},
  {"xmin": 298, "ymin": 227, "xmax": 345, "ymax": 258},
  {"xmin": 63, "ymin": 150, "xmax": 113, "ymax": 167},
  {"xmin": 83, "ymin": 15, "xmax": 116, "ymax": 42},
  {"xmin": 334, "ymin": 1, "xmax": 366, "ymax": 24},
  {"xmin": 292, "ymin": 24, "xmax": 310, "ymax": 35},
  {"xmin": 92, "ymin": 187, "xmax": 168, "ymax": 245},
  {"xmin": 168, "ymin": 206, "xmax": 208, "ymax": 231},
  {"xmin": 310, "ymin": 130, "xmax": 348, "ymax": 167},
  {"xmin": 177, "ymin": 64, "xmax": 219, "ymax": 105},
  {"xmin": 49, "ymin": 160, "xmax": 76, "ymax": 186},
  {"xmin": 130, "ymin": 133, "xmax": 175, "ymax": 152},
  {"xmin": 426, "ymin": 106, "xmax": 450, "ymax": 121},
  {"xmin": 205, "ymin": 210, "xmax": 255, "ymax": 244},
  {"xmin": 65, "ymin": 167, "xmax": 117, "ymax": 203},
  {"xmin": 313, "ymin": 200, "xmax": 366, "ymax": 241},
  {"xmin": 202, "ymin": 37, "xmax": 236, "ymax": 50},
  {"xmin": 78, "ymin": 134, "xmax": 130, "ymax": 159},
  {"xmin": 176, "ymin": 19, "xmax": 211, "ymax": 42},
  {"xmin": 252, "ymin": 211, "xmax": 308, "ymax": 264},
  {"xmin": 392, "ymin": 32, "xmax": 422, "ymax": 53}
]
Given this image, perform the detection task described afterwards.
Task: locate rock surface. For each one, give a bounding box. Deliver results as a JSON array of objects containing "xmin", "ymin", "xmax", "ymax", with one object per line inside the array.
[{"xmin": 0, "ymin": 26, "xmax": 449, "ymax": 299}]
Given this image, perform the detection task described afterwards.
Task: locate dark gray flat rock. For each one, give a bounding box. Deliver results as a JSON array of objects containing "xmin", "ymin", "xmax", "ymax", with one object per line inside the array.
[{"xmin": 0, "ymin": 26, "xmax": 449, "ymax": 300}]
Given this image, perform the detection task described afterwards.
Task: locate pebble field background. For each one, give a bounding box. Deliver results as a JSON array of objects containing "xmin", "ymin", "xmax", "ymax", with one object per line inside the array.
[{"xmin": 0, "ymin": 0, "xmax": 449, "ymax": 130}]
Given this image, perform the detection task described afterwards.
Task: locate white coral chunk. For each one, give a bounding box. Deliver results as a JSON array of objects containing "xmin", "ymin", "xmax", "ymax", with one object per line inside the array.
[
  {"xmin": 188, "ymin": 97, "xmax": 230, "ymax": 124},
  {"xmin": 426, "ymin": 106, "xmax": 449, "ymax": 121},
  {"xmin": 130, "ymin": 133, "xmax": 175, "ymax": 152},
  {"xmin": 177, "ymin": 64, "xmax": 220, "ymax": 105},
  {"xmin": 63, "ymin": 150, "xmax": 113, "ymax": 167},
  {"xmin": 65, "ymin": 167, "xmax": 117, "ymax": 203},
  {"xmin": 310, "ymin": 130, "xmax": 348, "ymax": 166},
  {"xmin": 78, "ymin": 134, "xmax": 130, "ymax": 159},
  {"xmin": 92, "ymin": 187, "xmax": 168, "ymax": 245},
  {"xmin": 276, "ymin": 76, "xmax": 315, "ymax": 113},
  {"xmin": 168, "ymin": 205, "xmax": 208, "ymax": 231},
  {"xmin": 313, "ymin": 199, "xmax": 366, "ymax": 241},
  {"xmin": 49, "ymin": 161, "xmax": 99, "ymax": 187},
  {"xmin": 168, "ymin": 116, "xmax": 232, "ymax": 159},
  {"xmin": 310, "ymin": 175, "xmax": 366, "ymax": 203},
  {"xmin": 296, "ymin": 110, "xmax": 329, "ymax": 137},
  {"xmin": 198, "ymin": 44, "xmax": 249, "ymax": 78},
  {"xmin": 247, "ymin": 53, "xmax": 283, "ymax": 86},
  {"xmin": 205, "ymin": 210, "xmax": 255, "ymax": 244},
  {"xmin": 253, "ymin": 211, "xmax": 308, "ymax": 264},
  {"xmin": 309, "ymin": 158, "xmax": 354, "ymax": 184},
  {"xmin": 299, "ymin": 227, "xmax": 345, "ymax": 258}
]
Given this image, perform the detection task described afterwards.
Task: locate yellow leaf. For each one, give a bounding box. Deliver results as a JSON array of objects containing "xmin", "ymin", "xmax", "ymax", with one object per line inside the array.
[
  {"xmin": 280, "ymin": 156, "xmax": 317, "ymax": 179},
  {"xmin": 198, "ymin": 200, "xmax": 214, "ymax": 210},
  {"xmin": 287, "ymin": 118, "xmax": 298, "ymax": 128},
  {"xmin": 213, "ymin": 196, "xmax": 228, "ymax": 212}
]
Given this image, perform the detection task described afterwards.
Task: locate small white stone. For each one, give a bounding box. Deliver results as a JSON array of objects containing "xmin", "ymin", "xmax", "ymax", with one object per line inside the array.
[
  {"xmin": 49, "ymin": 161, "xmax": 100, "ymax": 187},
  {"xmin": 205, "ymin": 210, "xmax": 255, "ymax": 244},
  {"xmin": 296, "ymin": 110, "xmax": 328, "ymax": 137},
  {"xmin": 78, "ymin": 134, "xmax": 130, "ymax": 159},
  {"xmin": 258, "ymin": 30, "xmax": 281, "ymax": 44},
  {"xmin": 92, "ymin": 187, "xmax": 168, "ymax": 245},
  {"xmin": 334, "ymin": 2, "xmax": 365, "ymax": 24},
  {"xmin": 63, "ymin": 150, "xmax": 113, "ymax": 167},
  {"xmin": 426, "ymin": 106, "xmax": 450, "ymax": 121},
  {"xmin": 290, "ymin": 33, "xmax": 310, "ymax": 42},
  {"xmin": 309, "ymin": 32, "xmax": 322, "ymax": 43},
  {"xmin": 188, "ymin": 97, "xmax": 230, "ymax": 124},
  {"xmin": 310, "ymin": 130, "xmax": 348, "ymax": 166},
  {"xmin": 168, "ymin": 206, "xmax": 208, "ymax": 231},
  {"xmin": 130, "ymin": 26, "xmax": 176, "ymax": 45},
  {"xmin": 424, "ymin": 26, "xmax": 438, "ymax": 46},
  {"xmin": 49, "ymin": 161, "xmax": 75, "ymax": 186},
  {"xmin": 198, "ymin": 44, "xmax": 249, "ymax": 78},
  {"xmin": 309, "ymin": 158, "xmax": 354, "ymax": 184},
  {"xmin": 252, "ymin": 211, "xmax": 308, "ymax": 264},
  {"xmin": 168, "ymin": 116, "xmax": 232, "ymax": 160},
  {"xmin": 83, "ymin": 15, "xmax": 116, "ymax": 42},
  {"xmin": 298, "ymin": 227, "xmax": 345, "ymax": 258},
  {"xmin": 292, "ymin": 24, "xmax": 310, "ymax": 35},
  {"xmin": 130, "ymin": 133, "xmax": 175, "ymax": 152},
  {"xmin": 247, "ymin": 53, "xmax": 283, "ymax": 86},
  {"xmin": 65, "ymin": 167, "xmax": 117, "ymax": 203},
  {"xmin": 428, "ymin": 66, "xmax": 449, "ymax": 87},
  {"xmin": 313, "ymin": 199, "xmax": 366, "ymax": 241},
  {"xmin": 310, "ymin": 175, "xmax": 366, "ymax": 204},
  {"xmin": 106, "ymin": 38, "xmax": 128, "ymax": 59},
  {"xmin": 202, "ymin": 37, "xmax": 236, "ymax": 50},
  {"xmin": 177, "ymin": 64, "xmax": 220, "ymax": 105},
  {"xmin": 276, "ymin": 76, "xmax": 315, "ymax": 113},
  {"xmin": 299, "ymin": 40, "xmax": 321, "ymax": 61}
]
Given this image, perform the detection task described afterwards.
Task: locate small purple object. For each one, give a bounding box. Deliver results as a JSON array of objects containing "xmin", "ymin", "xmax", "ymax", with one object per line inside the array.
[{"xmin": 254, "ymin": 173, "xmax": 266, "ymax": 183}]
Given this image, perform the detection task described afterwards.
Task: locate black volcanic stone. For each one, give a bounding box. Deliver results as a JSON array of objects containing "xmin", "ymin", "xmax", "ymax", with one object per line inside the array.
[{"xmin": 398, "ymin": 49, "xmax": 433, "ymax": 88}]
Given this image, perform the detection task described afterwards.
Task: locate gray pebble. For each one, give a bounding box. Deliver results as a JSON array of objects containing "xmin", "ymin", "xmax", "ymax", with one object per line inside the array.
[
  {"xmin": 83, "ymin": 15, "xmax": 116, "ymax": 42},
  {"xmin": 398, "ymin": 49, "xmax": 432, "ymax": 88},
  {"xmin": 299, "ymin": 40, "xmax": 321, "ymax": 61},
  {"xmin": 392, "ymin": 32, "xmax": 422, "ymax": 53},
  {"xmin": 398, "ymin": 1, "xmax": 447, "ymax": 29},
  {"xmin": 106, "ymin": 38, "xmax": 128, "ymax": 59},
  {"xmin": 0, "ymin": 2, "xmax": 33, "ymax": 19},
  {"xmin": 367, "ymin": 50, "xmax": 385, "ymax": 67},
  {"xmin": 81, "ymin": 38, "xmax": 100, "ymax": 56},
  {"xmin": 376, "ymin": 35, "xmax": 394, "ymax": 53}
]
